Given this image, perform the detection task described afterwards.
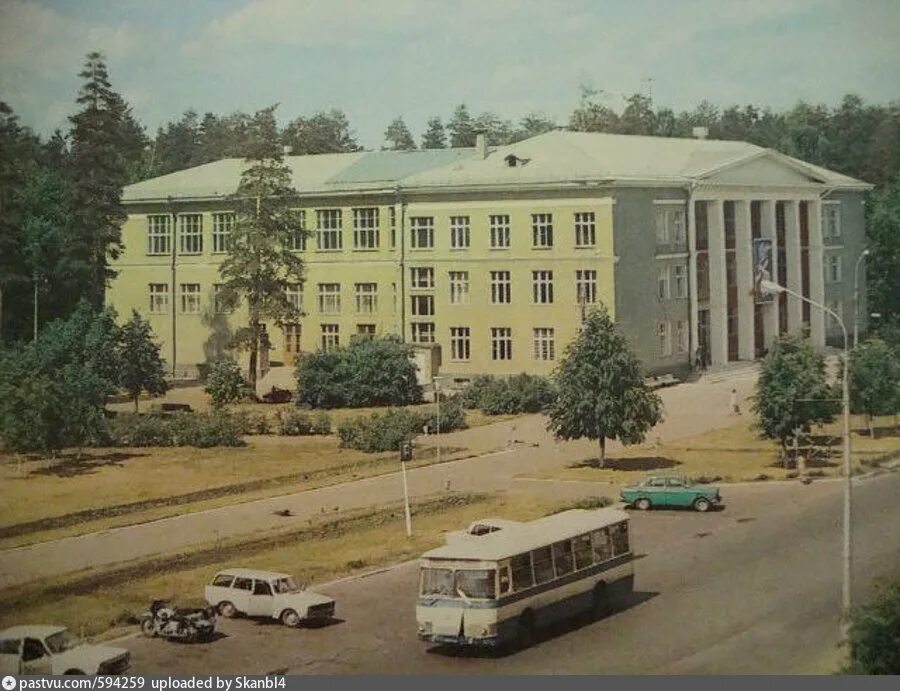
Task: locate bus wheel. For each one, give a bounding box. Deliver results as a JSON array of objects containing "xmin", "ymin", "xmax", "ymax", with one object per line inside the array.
[
  {"xmin": 516, "ymin": 610, "xmax": 536, "ymax": 649},
  {"xmin": 592, "ymin": 583, "xmax": 612, "ymax": 620}
]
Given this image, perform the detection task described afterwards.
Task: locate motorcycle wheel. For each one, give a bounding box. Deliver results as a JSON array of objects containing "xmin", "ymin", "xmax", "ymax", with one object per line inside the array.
[{"xmin": 140, "ymin": 619, "xmax": 157, "ymax": 637}]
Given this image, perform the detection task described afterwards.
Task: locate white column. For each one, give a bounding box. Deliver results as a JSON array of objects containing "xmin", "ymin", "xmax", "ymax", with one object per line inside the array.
[
  {"xmin": 784, "ymin": 200, "xmax": 804, "ymax": 334},
  {"xmin": 735, "ymin": 200, "xmax": 755, "ymax": 360},
  {"xmin": 688, "ymin": 196, "xmax": 699, "ymax": 361},
  {"xmin": 807, "ymin": 199, "xmax": 826, "ymax": 348},
  {"xmin": 707, "ymin": 199, "xmax": 728, "ymax": 365},
  {"xmin": 760, "ymin": 200, "xmax": 780, "ymax": 348}
]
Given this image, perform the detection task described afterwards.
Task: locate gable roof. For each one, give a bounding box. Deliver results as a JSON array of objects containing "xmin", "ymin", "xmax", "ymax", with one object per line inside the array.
[{"xmin": 123, "ymin": 131, "xmax": 870, "ymax": 202}]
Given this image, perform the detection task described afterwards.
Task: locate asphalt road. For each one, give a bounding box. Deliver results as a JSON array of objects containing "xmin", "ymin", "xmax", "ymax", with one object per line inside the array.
[{"xmin": 124, "ymin": 470, "xmax": 900, "ymax": 674}]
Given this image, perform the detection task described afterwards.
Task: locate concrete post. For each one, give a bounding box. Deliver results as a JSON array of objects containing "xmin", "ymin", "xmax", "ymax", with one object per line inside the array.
[
  {"xmin": 808, "ymin": 199, "xmax": 826, "ymax": 348},
  {"xmin": 707, "ymin": 199, "xmax": 728, "ymax": 365},
  {"xmin": 760, "ymin": 200, "xmax": 780, "ymax": 348},
  {"xmin": 784, "ymin": 201, "xmax": 804, "ymax": 333},
  {"xmin": 735, "ymin": 200, "xmax": 755, "ymax": 360}
]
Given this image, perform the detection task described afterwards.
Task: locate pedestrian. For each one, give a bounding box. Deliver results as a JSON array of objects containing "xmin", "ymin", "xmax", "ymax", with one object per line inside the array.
[{"xmin": 730, "ymin": 388, "xmax": 741, "ymax": 415}]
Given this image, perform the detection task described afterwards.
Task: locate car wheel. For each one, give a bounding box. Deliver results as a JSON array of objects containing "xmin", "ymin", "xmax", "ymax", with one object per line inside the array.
[
  {"xmin": 218, "ymin": 601, "xmax": 237, "ymax": 618},
  {"xmin": 516, "ymin": 610, "xmax": 536, "ymax": 649},
  {"xmin": 281, "ymin": 609, "xmax": 302, "ymax": 628},
  {"xmin": 634, "ymin": 497, "xmax": 652, "ymax": 511},
  {"xmin": 592, "ymin": 582, "xmax": 612, "ymax": 620},
  {"xmin": 140, "ymin": 619, "xmax": 156, "ymax": 637},
  {"xmin": 694, "ymin": 497, "xmax": 711, "ymax": 512}
]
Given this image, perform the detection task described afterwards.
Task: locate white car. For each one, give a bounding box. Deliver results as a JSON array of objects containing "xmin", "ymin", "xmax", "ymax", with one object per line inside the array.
[
  {"xmin": 0, "ymin": 625, "xmax": 130, "ymax": 675},
  {"xmin": 204, "ymin": 568, "xmax": 335, "ymax": 628}
]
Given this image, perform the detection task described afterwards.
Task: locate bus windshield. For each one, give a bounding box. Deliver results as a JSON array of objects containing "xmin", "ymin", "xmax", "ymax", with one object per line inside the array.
[{"xmin": 421, "ymin": 567, "xmax": 496, "ymax": 599}]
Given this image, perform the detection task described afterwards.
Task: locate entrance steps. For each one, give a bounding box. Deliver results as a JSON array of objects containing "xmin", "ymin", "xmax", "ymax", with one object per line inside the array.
[{"xmin": 699, "ymin": 360, "xmax": 760, "ymax": 384}]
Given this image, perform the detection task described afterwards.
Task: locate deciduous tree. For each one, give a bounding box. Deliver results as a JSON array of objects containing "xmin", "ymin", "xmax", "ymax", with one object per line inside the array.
[
  {"xmin": 118, "ymin": 310, "xmax": 168, "ymax": 412},
  {"xmin": 849, "ymin": 337, "xmax": 900, "ymax": 435}
]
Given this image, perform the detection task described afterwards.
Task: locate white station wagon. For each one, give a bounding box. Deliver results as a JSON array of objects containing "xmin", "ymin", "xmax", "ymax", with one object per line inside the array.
[
  {"xmin": 204, "ymin": 568, "xmax": 336, "ymax": 628},
  {"xmin": 0, "ymin": 625, "xmax": 130, "ymax": 675}
]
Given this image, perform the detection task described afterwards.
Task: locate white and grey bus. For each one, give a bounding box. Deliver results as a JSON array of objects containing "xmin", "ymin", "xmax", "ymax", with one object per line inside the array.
[{"xmin": 416, "ymin": 508, "xmax": 633, "ymax": 647}]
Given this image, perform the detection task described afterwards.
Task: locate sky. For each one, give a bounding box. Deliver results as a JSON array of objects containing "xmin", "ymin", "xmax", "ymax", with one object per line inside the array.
[{"xmin": 0, "ymin": 0, "xmax": 898, "ymax": 149}]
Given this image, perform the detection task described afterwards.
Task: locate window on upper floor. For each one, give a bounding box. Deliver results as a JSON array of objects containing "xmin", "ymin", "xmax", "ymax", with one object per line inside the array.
[
  {"xmin": 490, "ymin": 215, "xmax": 510, "ymax": 249},
  {"xmin": 673, "ymin": 264, "xmax": 688, "ymax": 299},
  {"xmin": 212, "ymin": 213, "xmax": 234, "ymax": 253},
  {"xmin": 532, "ymin": 270, "xmax": 554, "ymax": 304},
  {"xmin": 318, "ymin": 283, "xmax": 341, "ymax": 314},
  {"xmin": 353, "ymin": 208, "xmax": 379, "ymax": 249},
  {"xmin": 316, "ymin": 209, "xmax": 343, "ymax": 250},
  {"xmin": 490, "ymin": 270, "xmax": 511, "ymax": 304},
  {"xmin": 147, "ymin": 215, "xmax": 172, "ymax": 255},
  {"xmin": 321, "ymin": 324, "xmax": 340, "ymax": 351},
  {"xmin": 655, "ymin": 206, "xmax": 686, "ymax": 247},
  {"xmin": 354, "ymin": 282, "xmax": 377, "ymax": 313},
  {"xmin": 410, "ymin": 266, "xmax": 434, "ymax": 289},
  {"xmin": 449, "ymin": 271, "xmax": 469, "ymax": 305},
  {"xmin": 533, "ymin": 328, "xmax": 555, "ymax": 361},
  {"xmin": 180, "ymin": 283, "xmax": 201, "ymax": 314},
  {"xmin": 410, "ymin": 294, "xmax": 434, "ymax": 316},
  {"xmin": 531, "ymin": 213, "xmax": 553, "ymax": 248},
  {"xmin": 289, "ymin": 210, "xmax": 307, "ymax": 251},
  {"xmin": 149, "ymin": 283, "xmax": 169, "ymax": 313},
  {"xmin": 491, "ymin": 327, "xmax": 512, "ymax": 361},
  {"xmin": 574, "ymin": 212, "xmax": 596, "ymax": 247},
  {"xmin": 823, "ymin": 204, "xmax": 841, "ymax": 241},
  {"xmin": 179, "ymin": 215, "xmax": 203, "ymax": 254},
  {"xmin": 450, "ymin": 326, "xmax": 470, "ymax": 361},
  {"xmin": 576, "ymin": 269, "xmax": 597, "ymax": 304},
  {"xmin": 411, "ymin": 322, "xmax": 435, "ymax": 344},
  {"xmin": 450, "ymin": 216, "xmax": 470, "ymax": 249},
  {"xmin": 410, "ymin": 216, "xmax": 434, "ymax": 249},
  {"xmin": 825, "ymin": 254, "xmax": 843, "ymax": 283},
  {"xmin": 657, "ymin": 266, "xmax": 670, "ymax": 300}
]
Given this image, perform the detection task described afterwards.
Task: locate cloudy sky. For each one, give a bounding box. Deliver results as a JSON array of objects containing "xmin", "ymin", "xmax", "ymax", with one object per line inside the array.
[{"xmin": 1, "ymin": 0, "xmax": 898, "ymax": 148}]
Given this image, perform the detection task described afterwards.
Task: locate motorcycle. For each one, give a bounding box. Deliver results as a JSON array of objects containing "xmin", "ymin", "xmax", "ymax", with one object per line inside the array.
[{"xmin": 139, "ymin": 600, "xmax": 216, "ymax": 643}]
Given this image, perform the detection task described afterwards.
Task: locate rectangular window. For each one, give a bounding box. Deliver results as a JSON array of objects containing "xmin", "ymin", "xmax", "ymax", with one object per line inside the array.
[
  {"xmin": 532, "ymin": 270, "xmax": 554, "ymax": 304},
  {"xmin": 511, "ymin": 553, "xmax": 534, "ymax": 591},
  {"xmin": 533, "ymin": 327, "xmax": 555, "ymax": 361},
  {"xmin": 657, "ymin": 321, "xmax": 671, "ymax": 356},
  {"xmin": 655, "ymin": 207, "xmax": 669, "ymax": 244},
  {"xmin": 356, "ymin": 324, "xmax": 376, "ymax": 337},
  {"xmin": 289, "ymin": 210, "xmax": 307, "ymax": 251},
  {"xmin": 316, "ymin": 209, "xmax": 343, "ymax": 250},
  {"xmin": 180, "ymin": 283, "xmax": 201, "ymax": 314},
  {"xmin": 491, "ymin": 327, "xmax": 512, "ymax": 361},
  {"xmin": 449, "ymin": 271, "xmax": 469, "ymax": 304},
  {"xmin": 410, "ymin": 216, "xmax": 434, "ymax": 249},
  {"xmin": 552, "ymin": 540, "xmax": 574, "ymax": 577},
  {"xmin": 321, "ymin": 324, "xmax": 340, "ymax": 351},
  {"xmin": 574, "ymin": 212, "xmax": 596, "ymax": 247},
  {"xmin": 148, "ymin": 215, "xmax": 172, "ymax": 255},
  {"xmin": 672, "ymin": 207, "xmax": 686, "ymax": 245},
  {"xmin": 213, "ymin": 284, "xmax": 230, "ymax": 314},
  {"xmin": 450, "ymin": 326, "xmax": 470, "ymax": 361},
  {"xmin": 353, "ymin": 208, "xmax": 379, "ymax": 249},
  {"xmin": 318, "ymin": 283, "xmax": 341, "ymax": 314},
  {"xmin": 354, "ymin": 282, "xmax": 377, "ymax": 314},
  {"xmin": 673, "ymin": 264, "xmax": 688, "ymax": 298},
  {"xmin": 576, "ymin": 269, "xmax": 597, "ymax": 304},
  {"xmin": 823, "ymin": 204, "xmax": 841, "ymax": 240},
  {"xmin": 490, "ymin": 271, "xmax": 511, "ymax": 304},
  {"xmin": 284, "ymin": 323, "xmax": 301, "ymax": 353},
  {"xmin": 410, "ymin": 294, "xmax": 434, "ymax": 316},
  {"xmin": 532, "ymin": 546, "xmax": 554, "ymax": 585},
  {"xmin": 657, "ymin": 266, "xmax": 669, "ymax": 300},
  {"xmin": 825, "ymin": 255, "xmax": 843, "ymax": 283},
  {"xmin": 450, "ymin": 216, "xmax": 470, "ymax": 249},
  {"xmin": 591, "ymin": 528, "xmax": 612, "ymax": 563},
  {"xmin": 573, "ymin": 533, "xmax": 593, "ymax": 570},
  {"xmin": 149, "ymin": 283, "xmax": 169, "ymax": 313},
  {"xmin": 389, "ymin": 206, "xmax": 396, "ymax": 248},
  {"xmin": 411, "ymin": 322, "xmax": 435, "ymax": 344},
  {"xmin": 675, "ymin": 319, "xmax": 689, "ymax": 353},
  {"xmin": 611, "ymin": 522, "xmax": 630, "ymax": 555},
  {"xmin": 410, "ymin": 267, "xmax": 434, "ymax": 289},
  {"xmin": 212, "ymin": 213, "xmax": 233, "ymax": 253},
  {"xmin": 286, "ymin": 283, "xmax": 303, "ymax": 311},
  {"xmin": 656, "ymin": 206, "xmax": 686, "ymax": 246},
  {"xmin": 531, "ymin": 213, "xmax": 553, "ymax": 248},
  {"xmin": 490, "ymin": 214, "xmax": 510, "ymax": 249},
  {"xmin": 179, "ymin": 214, "xmax": 203, "ymax": 254}
]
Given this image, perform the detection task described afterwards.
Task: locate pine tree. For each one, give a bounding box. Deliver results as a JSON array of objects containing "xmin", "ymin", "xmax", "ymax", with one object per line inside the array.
[
  {"xmin": 421, "ymin": 117, "xmax": 446, "ymax": 149},
  {"xmin": 547, "ymin": 306, "xmax": 663, "ymax": 467},
  {"xmin": 218, "ymin": 106, "xmax": 308, "ymax": 388},
  {"xmin": 447, "ymin": 104, "xmax": 475, "ymax": 147},
  {"xmin": 118, "ymin": 310, "xmax": 168, "ymax": 412},
  {"xmin": 383, "ymin": 117, "xmax": 416, "ymax": 150},
  {"xmin": 68, "ymin": 52, "xmax": 131, "ymax": 310}
]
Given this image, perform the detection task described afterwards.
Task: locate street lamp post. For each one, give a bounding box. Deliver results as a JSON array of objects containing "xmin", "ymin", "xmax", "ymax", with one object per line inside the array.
[
  {"xmin": 761, "ymin": 280, "xmax": 852, "ymax": 637},
  {"xmin": 853, "ymin": 248, "xmax": 870, "ymax": 349}
]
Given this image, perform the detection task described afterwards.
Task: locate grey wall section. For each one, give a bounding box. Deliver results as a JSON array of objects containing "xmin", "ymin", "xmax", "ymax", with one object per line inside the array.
[
  {"xmin": 823, "ymin": 191, "xmax": 867, "ymax": 347},
  {"xmin": 613, "ymin": 187, "xmax": 691, "ymax": 376}
]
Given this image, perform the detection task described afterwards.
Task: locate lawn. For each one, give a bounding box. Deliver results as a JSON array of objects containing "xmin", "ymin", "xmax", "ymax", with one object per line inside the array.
[
  {"xmin": 526, "ymin": 415, "xmax": 900, "ymax": 486},
  {"xmin": 0, "ymin": 492, "xmax": 563, "ymax": 639}
]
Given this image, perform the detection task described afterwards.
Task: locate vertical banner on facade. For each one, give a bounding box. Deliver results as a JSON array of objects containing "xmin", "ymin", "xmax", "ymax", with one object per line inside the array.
[{"xmin": 753, "ymin": 237, "xmax": 774, "ymax": 303}]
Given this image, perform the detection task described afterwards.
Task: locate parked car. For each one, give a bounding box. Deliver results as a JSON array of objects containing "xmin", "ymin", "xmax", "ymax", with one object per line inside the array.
[
  {"xmin": 0, "ymin": 625, "xmax": 130, "ymax": 675},
  {"xmin": 204, "ymin": 568, "xmax": 335, "ymax": 628},
  {"xmin": 621, "ymin": 475, "xmax": 722, "ymax": 512}
]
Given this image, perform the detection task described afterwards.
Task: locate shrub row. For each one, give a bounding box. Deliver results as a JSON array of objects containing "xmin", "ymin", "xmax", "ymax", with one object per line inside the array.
[
  {"xmin": 336, "ymin": 399, "xmax": 467, "ymax": 453},
  {"xmin": 459, "ymin": 373, "xmax": 557, "ymax": 415},
  {"xmin": 278, "ymin": 409, "xmax": 332, "ymax": 436},
  {"xmin": 106, "ymin": 412, "xmax": 245, "ymax": 448}
]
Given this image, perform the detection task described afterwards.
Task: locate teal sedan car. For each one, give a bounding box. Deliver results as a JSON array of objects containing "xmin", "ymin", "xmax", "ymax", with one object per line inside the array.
[{"xmin": 620, "ymin": 475, "xmax": 722, "ymax": 512}]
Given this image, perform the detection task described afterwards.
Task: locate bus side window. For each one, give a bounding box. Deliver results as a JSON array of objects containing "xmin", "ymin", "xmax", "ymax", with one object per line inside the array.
[
  {"xmin": 498, "ymin": 566, "xmax": 511, "ymax": 595},
  {"xmin": 511, "ymin": 553, "xmax": 534, "ymax": 591},
  {"xmin": 532, "ymin": 546, "xmax": 554, "ymax": 584},
  {"xmin": 552, "ymin": 540, "xmax": 574, "ymax": 577},
  {"xmin": 612, "ymin": 522, "xmax": 630, "ymax": 555},
  {"xmin": 591, "ymin": 528, "xmax": 612, "ymax": 562},
  {"xmin": 573, "ymin": 533, "xmax": 593, "ymax": 570}
]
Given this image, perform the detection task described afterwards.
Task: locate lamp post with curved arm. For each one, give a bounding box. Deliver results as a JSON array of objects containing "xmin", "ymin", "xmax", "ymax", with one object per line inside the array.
[{"xmin": 760, "ymin": 279, "xmax": 852, "ymax": 637}]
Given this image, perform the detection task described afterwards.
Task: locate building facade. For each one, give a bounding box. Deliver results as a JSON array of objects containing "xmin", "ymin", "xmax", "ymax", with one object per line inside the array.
[{"xmin": 108, "ymin": 131, "xmax": 870, "ymax": 381}]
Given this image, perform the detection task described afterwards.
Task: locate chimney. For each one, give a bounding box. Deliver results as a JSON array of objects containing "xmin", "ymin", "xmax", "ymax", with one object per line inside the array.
[
  {"xmin": 474, "ymin": 129, "xmax": 487, "ymax": 159},
  {"xmin": 692, "ymin": 126, "xmax": 709, "ymax": 140}
]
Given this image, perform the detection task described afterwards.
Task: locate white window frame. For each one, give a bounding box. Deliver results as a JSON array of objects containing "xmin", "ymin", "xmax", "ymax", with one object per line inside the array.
[
  {"xmin": 823, "ymin": 203, "xmax": 841, "ymax": 240},
  {"xmin": 574, "ymin": 212, "xmax": 596, "ymax": 247},
  {"xmin": 410, "ymin": 216, "xmax": 434, "ymax": 249},
  {"xmin": 657, "ymin": 266, "xmax": 670, "ymax": 300},
  {"xmin": 490, "ymin": 214, "xmax": 510, "ymax": 249},
  {"xmin": 532, "ymin": 270, "xmax": 554, "ymax": 304},
  {"xmin": 576, "ymin": 269, "xmax": 597, "ymax": 304},
  {"xmin": 825, "ymin": 254, "xmax": 843, "ymax": 283},
  {"xmin": 284, "ymin": 323, "xmax": 302, "ymax": 353},
  {"xmin": 179, "ymin": 214, "xmax": 203, "ymax": 254},
  {"xmin": 673, "ymin": 264, "xmax": 688, "ymax": 299},
  {"xmin": 389, "ymin": 206, "xmax": 397, "ymax": 248},
  {"xmin": 149, "ymin": 283, "xmax": 169, "ymax": 314},
  {"xmin": 212, "ymin": 213, "xmax": 233, "ymax": 253},
  {"xmin": 318, "ymin": 283, "xmax": 341, "ymax": 314},
  {"xmin": 491, "ymin": 327, "xmax": 513, "ymax": 361},
  {"xmin": 410, "ymin": 267, "xmax": 434, "ymax": 289},
  {"xmin": 655, "ymin": 206, "xmax": 686, "ymax": 246},
  {"xmin": 180, "ymin": 283, "xmax": 201, "ymax": 314},
  {"xmin": 657, "ymin": 321, "xmax": 672, "ymax": 356},
  {"xmin": 353, "ymin": 208, "xmax": 379, "ymax": 250},
  {"xmin": 411, "ymin": 322, "xmax": 435, "ymax": 344},
  {"xmin": 354, "ymin": 282, "xmax": 377, "ymax": 314},
  {"xmin": 675, "ymin": 319, "xmax": 689, "ymax": 353},
  {"xmin": 490, "ymin": 270, "xmax": 511, "ymax": 304},
  {"xmin": 450, "ymin": 216, "xmax": 470, "ymax": 249},
  {"xmin": 147, "ymin": 215, "xmax": 172, "ymax": 256},
  {"xmin": 533, "ymin": 327, "xmax": 555, "ymax": 361},
  {"xmin": 410, "ymin": 294, "xmax": 435, "ymax": 316},
  {"xmin": 316, "ymin": 209, "xmax": 343, "ymax": 250},
  {"xmin": 450, "ymin": 326, "xmax": 471, "ymax": 361},
  {"xmin": 531, "ymin": 213, "xmax": 553, "ymax": 248},
  {"xmin": 449, "ymin": 271, "xmax": 470, "ymax": 305},
  {"xmin": 286, "ymin": 283, "xmax": 303, "ymax": 311},
  {"xmin": 289, "ymin": 209, "xmax": 307, "ymax": 251},
  {"xmin": 321, "ymin": 324, "xmax": 340, "ymax": 351}
]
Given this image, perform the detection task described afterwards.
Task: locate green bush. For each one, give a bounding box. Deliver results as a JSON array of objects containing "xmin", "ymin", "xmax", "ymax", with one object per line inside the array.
[
  {"xmin": 845, "ymin": 581, "xmax": 900, "ymax": 674},
  {"xmin": 205, "ymin": 360, "xmax": 248, "ymax": 408},
  {"xmin": 422, "ymin": 397, "xmax": 468, "ymax": 433},
  {"xmin": 107, "ymin": 412, "xmax": 245, "ymax": 448},
  {"xmin": 461, "ymin": 373, "xmax": 556, "ymax": 415},
  {"xmin": 337, "ymin": 408, "xmax": 425, "ymax": 453},
  {"xmin": 279, "ymin": 409, "xmax": 332, "ymax": 436},
  {"xmin": 235, "ymin": 410, "xmax": 272, "ymax": 435},
  {"xmin": 312, "ymin": 411, "xmax": 332, "ymax": 435}
]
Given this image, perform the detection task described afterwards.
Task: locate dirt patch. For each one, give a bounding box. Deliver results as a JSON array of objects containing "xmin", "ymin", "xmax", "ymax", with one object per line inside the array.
[{"xmin": 570, "ymin": 456, "xmax": 681, "ymax": 472}]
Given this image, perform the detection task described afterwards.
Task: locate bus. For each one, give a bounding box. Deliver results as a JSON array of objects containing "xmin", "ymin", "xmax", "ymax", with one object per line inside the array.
[{"xmin": 416, "ymin": 508, "xmax": 633, "ymax": 648}]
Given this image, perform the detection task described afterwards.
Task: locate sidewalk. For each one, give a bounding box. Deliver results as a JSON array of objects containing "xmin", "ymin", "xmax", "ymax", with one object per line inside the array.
[{"xmin": 0, "ymin": 370, "xmax": 759, "ymax": 588}]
